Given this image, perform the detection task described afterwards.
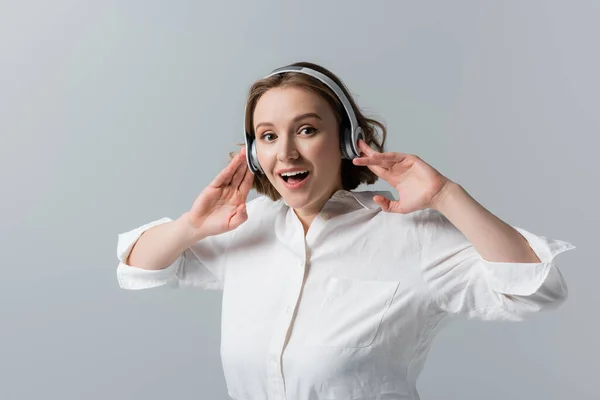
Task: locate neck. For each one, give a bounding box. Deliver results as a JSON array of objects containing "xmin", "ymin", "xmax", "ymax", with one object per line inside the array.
[{"xmin": 294, "ymin": 207, "xmax": 323, "ymax": 235}]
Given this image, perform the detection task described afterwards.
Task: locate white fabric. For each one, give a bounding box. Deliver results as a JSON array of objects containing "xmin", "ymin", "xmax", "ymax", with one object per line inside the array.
[{"xmin": 116, "ymin": 190, "xmax": 575, "ymax": 400}]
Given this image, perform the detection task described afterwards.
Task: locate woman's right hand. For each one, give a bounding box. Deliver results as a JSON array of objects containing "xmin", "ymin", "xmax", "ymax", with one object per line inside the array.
[{"xmin": 183, "ymin": 148, "xmax": 255, "ymax": 240}]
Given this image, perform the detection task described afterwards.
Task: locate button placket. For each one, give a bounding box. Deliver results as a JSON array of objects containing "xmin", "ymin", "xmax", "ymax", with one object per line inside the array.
[{"xmin": 267, "ymin": 256, "xmax": 309, "ymax": 400}]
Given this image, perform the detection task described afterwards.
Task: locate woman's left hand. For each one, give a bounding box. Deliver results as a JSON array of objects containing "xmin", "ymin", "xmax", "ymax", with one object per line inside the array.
[{"xmin": 352, "ymin": 139, "xmax": 454, "ymax": 214}]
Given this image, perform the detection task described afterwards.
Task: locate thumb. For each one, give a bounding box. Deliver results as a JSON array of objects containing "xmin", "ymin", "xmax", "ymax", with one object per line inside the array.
[
  {"xmin": 374, "ymin": 195, "xmax": 412, "ymax": 214},
  {"xmin": 228, "ymin": 204, "xmax": 248, "ymax": 229},
  {"xmin": 373, "ymin": 195, "xmax": 393, "ymax": 212},
  {"xmin": 374, "ymin": 194, "xmax": 408, "ymax": 213}
]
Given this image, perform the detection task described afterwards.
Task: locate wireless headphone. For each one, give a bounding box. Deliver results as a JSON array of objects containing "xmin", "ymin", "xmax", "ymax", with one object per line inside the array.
[{"xmin": 244, "ymin": 65, "xmax": 365, "ymax": 174}]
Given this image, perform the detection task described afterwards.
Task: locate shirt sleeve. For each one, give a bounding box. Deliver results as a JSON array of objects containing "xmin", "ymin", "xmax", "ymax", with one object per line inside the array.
[
  {"xmin": 416, "ymin": 209, "xmax": 576, "ymax": 321},
  {"xmin": 116, "ymin": 217, "xmax": 228, "ymax": 291}
]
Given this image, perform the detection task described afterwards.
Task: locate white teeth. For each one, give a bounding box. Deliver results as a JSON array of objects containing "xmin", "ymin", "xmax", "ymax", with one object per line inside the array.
[{"xmin": 280, "ymin": 170, "xmax": 308, "ymax": 177}]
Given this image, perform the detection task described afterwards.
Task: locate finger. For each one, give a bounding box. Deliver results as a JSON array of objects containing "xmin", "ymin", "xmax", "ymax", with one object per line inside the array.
[
  {"xmin": 380, "ymin": 152, "xmax": 410, "ymax": 162},
  {"xmin": 353, "ymin": 158, "xmax": 389, "ymax": 177},
  {"xmin": 352, "ymin": 157, "xmax": 391, "ymax": 169},
  {"xmin": 358, "ymin": 139, "xmax": 379, "ymax": 156},
  {"xmin": 230, "ymin": 152, "xmax": 248, "ymax": 189},
  {"xmin": 211, "ymin": 150, "xmax": 244, "ymax": 188},
  {"xmin": 353, "ymin": 157, "xmax": 396, "ymax": 172},
  {"xmin": 238, "ymin": 162, "xmax": 255, "ymax": 195},
  {"xmin": 365, "ymin": 151, "xmax": 410, "ymax": 163},
  {"xmin": 370, "ymin": 164, "xmax": 389, "ymax": 177}
]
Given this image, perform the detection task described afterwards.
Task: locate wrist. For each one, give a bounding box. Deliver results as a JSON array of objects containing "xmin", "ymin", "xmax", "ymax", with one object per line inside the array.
[
  {"xmin": 430, "ymin": 180, "xmax": 462, "ymax": 213},
  {"xmin": 176, "ymin": 212, "xmax": 208, "ymax": 246}
]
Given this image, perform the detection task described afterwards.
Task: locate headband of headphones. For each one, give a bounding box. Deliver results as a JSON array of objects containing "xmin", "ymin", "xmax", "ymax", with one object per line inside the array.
[{"xmin": 244, "ymin": 65, "xmax": 364, "ymax": 174}]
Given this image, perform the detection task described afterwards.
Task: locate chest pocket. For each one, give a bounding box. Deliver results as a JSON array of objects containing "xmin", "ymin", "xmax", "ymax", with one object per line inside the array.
[{"xmin": 304, "ymin": 277, "xmax": 400, "ymax": 348}]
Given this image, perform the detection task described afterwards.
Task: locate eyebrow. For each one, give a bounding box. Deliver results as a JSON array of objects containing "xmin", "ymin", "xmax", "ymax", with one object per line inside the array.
[{"xmin": 254, "ymin": 112, "xmax": 323, "ymax": 131}]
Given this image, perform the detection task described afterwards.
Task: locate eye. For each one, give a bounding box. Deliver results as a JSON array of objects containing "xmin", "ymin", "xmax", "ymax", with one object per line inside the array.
[
  {"xmin": 299, "ymin": 126, "xmax": 317, "ymax": 135},
  {"xmin": 260, "ymin": 132, "xmax": 277, "ymax": 142}
]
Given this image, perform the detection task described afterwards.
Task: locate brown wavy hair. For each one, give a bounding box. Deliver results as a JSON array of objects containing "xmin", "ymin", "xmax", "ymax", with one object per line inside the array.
[{"xmin": 238, "ymin": 61, "xmax": 387, "ymax": 201}]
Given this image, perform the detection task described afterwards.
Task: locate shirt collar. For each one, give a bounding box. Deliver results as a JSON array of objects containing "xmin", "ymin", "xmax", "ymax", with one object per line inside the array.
[
  {"xmin": 276, "ymin": 189, "xmax": 393, "ymax": 210},
  {"xmin": 332, "ymin": 189, "xmax": 393, "ymax": 210}
]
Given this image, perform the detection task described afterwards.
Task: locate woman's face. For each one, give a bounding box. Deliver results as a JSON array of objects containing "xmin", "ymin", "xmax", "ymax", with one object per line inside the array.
[{"xmin": 253, "ymin": 85, "xmax": 343, "ymax": 214}]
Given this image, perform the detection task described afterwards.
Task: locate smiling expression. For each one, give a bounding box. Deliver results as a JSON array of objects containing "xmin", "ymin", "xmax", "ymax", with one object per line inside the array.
[{"xmin": 253, "ymin": 85, "xmax": 344, "ymax": 215}]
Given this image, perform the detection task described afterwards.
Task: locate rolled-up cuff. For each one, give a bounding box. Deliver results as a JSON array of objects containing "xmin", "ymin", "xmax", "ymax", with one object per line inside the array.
[
  {"xmin": 116, "ymin": 217, "xmax": 180, "ymax": 290},
  {"xmin": 116, "ymin": 217, "xmax": 173, "ymax": 261},
  {"xmin": 480, "ymin": 227, "xmax": 575, "ymax": 296},
  {"xmin": 117, "ymin": 256, "xmax": 183, "ymax": 290}
]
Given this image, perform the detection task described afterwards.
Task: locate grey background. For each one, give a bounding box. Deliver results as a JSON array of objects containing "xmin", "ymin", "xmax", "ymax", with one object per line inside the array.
[{"xmin": 0, "ymin": 1, "xmax": 596, "ymax": 399}]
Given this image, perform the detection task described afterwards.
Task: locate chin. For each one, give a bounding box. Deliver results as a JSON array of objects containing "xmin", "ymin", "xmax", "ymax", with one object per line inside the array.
[
  {"xmin": 278, "ymin": 190, "xmax": 313, "ymax": 208},
  {"xmin": 269, "ymin": 173, "xmax": 337, "ymax": 210},
  {"xmin": 277, "ymin": 186, "xmax": 333, "ymax": 213}
]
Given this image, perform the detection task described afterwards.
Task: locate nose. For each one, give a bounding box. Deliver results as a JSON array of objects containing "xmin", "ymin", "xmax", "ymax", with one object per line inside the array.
[{"xmin": 277, "ymin": 135, "xmax": 299, "ymax": 162}]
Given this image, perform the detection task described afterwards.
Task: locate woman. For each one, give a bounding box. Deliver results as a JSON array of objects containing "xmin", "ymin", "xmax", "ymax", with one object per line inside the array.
[{"xmin": 116, "ymin": 61, "xmax": 575, "ymax": 400}]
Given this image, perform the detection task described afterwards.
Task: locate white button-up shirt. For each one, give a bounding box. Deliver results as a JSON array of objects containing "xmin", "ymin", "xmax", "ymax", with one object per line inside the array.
[{"xmin": 116, "ymin": 190, "xmax": 574, "ymax": 400}]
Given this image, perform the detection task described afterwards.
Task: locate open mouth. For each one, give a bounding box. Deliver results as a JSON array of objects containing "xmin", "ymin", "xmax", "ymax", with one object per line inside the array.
[{"xmin": 280, "ymin": 170, "xmax": 310, "ymax": 184}]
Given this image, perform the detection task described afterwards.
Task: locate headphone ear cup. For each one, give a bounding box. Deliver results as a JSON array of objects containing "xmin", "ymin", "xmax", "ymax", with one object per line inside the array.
[
  {"xmin": 340, "ymin": 126, "xmax": 350, "ymax": 159},
  {"xmin": 245, "ymin": 132, "xmax": 261, "ymax": 174},
  {"xmin": 250, "ymin": 139, "xmax": 263, "ymax": 174},
  {"xmin": 340, "ymin": 126, "xmax": 359, "ymax": 159}
]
